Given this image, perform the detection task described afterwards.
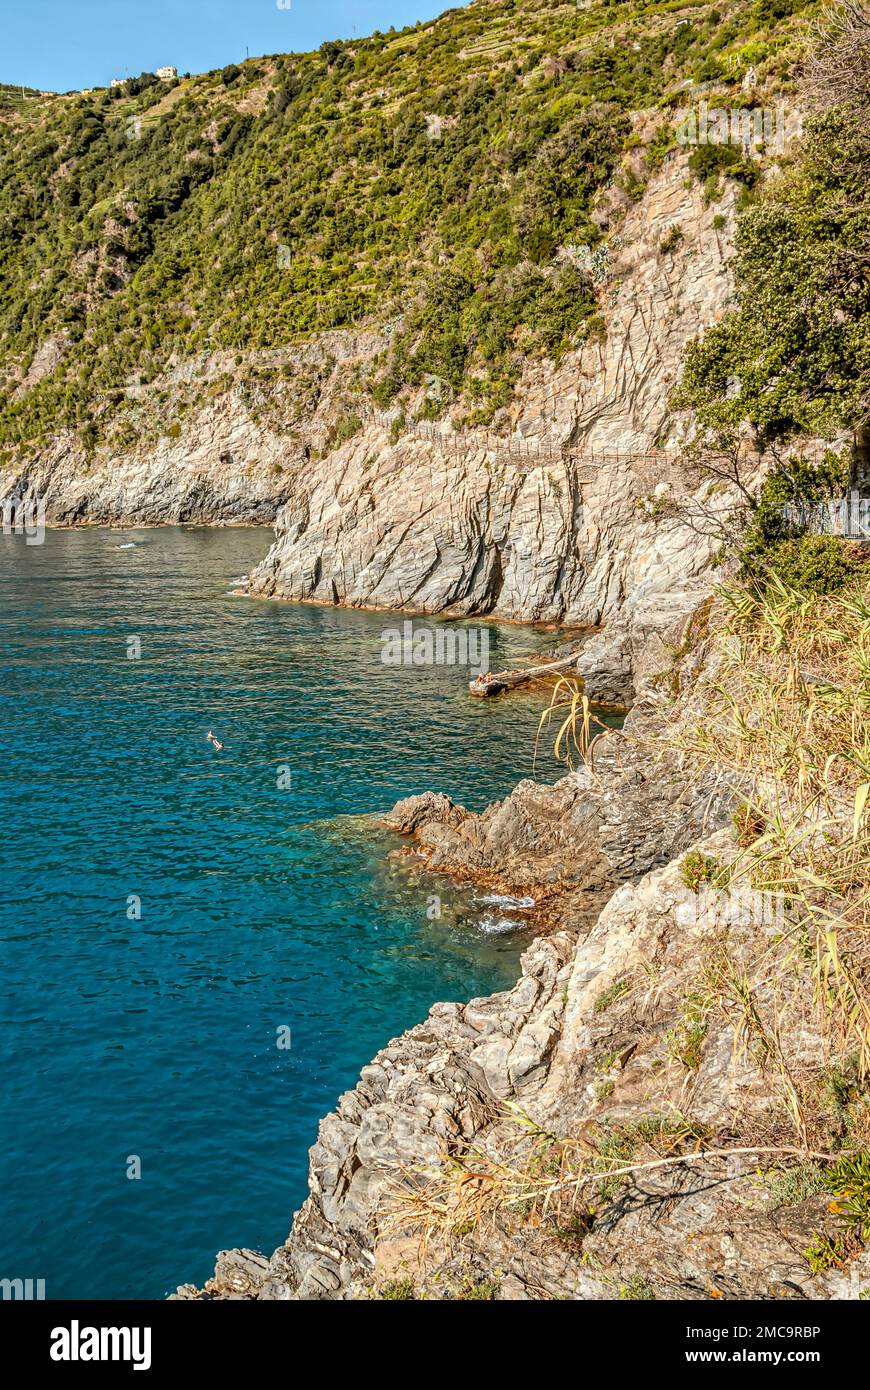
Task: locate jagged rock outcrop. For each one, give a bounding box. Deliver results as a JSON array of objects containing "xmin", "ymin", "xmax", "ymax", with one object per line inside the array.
[
  {"xmin": 378, "ymin": 741, "xmax": 727, "ymax": 937},
  {"xmin": 574, "ymin": 591, "xmax": 716, "ymax": 705},
  {"xmin": 1, "ymin": 155, "xmax": 749, "ymax": 680},
  {"xmin": 175, "ymin": 610, "xmax": 867, "ymax": 1302},
  {"xmin": 2, "ymin": 381, "xmax": 288, "ymax": 527},
  {"xmin": 172, "ymin": 618, "xmax": 750, "ymax": 1302},
  {"xmin": 176, "ymin": 829, "xmax": 866, "ymax": 1302},
  {"xmin": 173, "ymin": 928, "xmax": 581, "ymax": 1301},
  {"xmin": 382, "ymin": 606, "xmax": 722, "ymax": 902}
]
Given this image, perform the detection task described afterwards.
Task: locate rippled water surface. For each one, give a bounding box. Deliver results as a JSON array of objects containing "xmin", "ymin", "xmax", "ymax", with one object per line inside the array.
[{"xmin": 0, "ymin": 527, "xmax": 579, "ymax": 1298}]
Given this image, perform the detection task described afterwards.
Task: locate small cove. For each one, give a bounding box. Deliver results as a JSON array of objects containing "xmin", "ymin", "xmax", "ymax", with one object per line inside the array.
[{"xmin": 0, "ymin": 525, "xmax": 608, "ymax": 1297}]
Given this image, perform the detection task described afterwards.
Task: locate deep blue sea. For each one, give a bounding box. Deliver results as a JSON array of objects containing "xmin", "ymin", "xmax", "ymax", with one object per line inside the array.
[{"xmin": 0, "ymin": 526, "xmax": 575, "ymax": 1299}]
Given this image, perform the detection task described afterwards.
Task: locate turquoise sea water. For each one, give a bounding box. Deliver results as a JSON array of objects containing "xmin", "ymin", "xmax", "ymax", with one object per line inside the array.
[{"xmin": 0, "ymin": 526, "xmax": 573, "ymax": 1299}]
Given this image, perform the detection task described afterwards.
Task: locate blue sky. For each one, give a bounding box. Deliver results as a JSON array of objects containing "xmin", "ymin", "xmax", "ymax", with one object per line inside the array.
[{"xmin": 1, "ymin": 0, "xmax": 457, "ymax": 93}]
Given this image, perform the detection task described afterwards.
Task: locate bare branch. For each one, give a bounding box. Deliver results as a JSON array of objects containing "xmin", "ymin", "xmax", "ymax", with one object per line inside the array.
[
  {"xmin": 503, "ymin": 1145, "xmax": 848, "ymax": 1206},
  {"xmin": 803, "ymin": 2, "xmax": 870, "ymax": 113}
]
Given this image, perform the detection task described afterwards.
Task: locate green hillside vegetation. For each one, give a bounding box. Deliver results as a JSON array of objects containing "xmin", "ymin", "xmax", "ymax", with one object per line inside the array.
[
  {"xmin": 0, "ymin": 84, "xmax": 45, "ymax": 108},
  {"xmin": 675, "ymin": 107, "xmax": 870, "ymax": 443},
  {"xmin": 0, "ymin": 0, "xmax": 822, "ymax": 449},
  {"xmin": 672, "ymin": 1, "xmax": 869, "ymax": 593}
]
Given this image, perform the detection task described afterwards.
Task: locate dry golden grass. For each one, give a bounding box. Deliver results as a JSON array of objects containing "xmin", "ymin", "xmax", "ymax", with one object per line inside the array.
[
  {"xmin": 379, "ymin": 1108, "xmax": 842, "ymax": 1254},
  {"xmin": 533, "ymin": 677, "xmax": 610, "ymax": 771},
  {"xmin": 672, "ymin": 576, "xmax": 870, "ymax": 1072},
  {"xmin": 382, "ymin": 578, "xmax": 870, "ymax": 1252}
]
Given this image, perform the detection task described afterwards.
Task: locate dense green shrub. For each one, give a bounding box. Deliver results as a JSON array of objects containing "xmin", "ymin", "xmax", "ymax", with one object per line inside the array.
[
  {"xmin": 675, "ymin": 111, "xmax": 870, "ymax": 445},
  {"xmin": 680, "ymin": 850, "xmax": 725, "ymax": 892},
  {"xmin": 687, "ymin": 142, "xmax": 743, "ymax": 182},
  {"xmin": 758, "ymin": 534, "xmax": 868, "ymax": 595},
  {"xmin": 325, "ymin": 412, "xmax": 363, "ymax": 449},
  {"xmin": 739, "ymin": 453, "xmax": 849, "ymax": 570},
  {"xmin": 735, "ymin": 454, "xmax": 865, "ymax": 595}
]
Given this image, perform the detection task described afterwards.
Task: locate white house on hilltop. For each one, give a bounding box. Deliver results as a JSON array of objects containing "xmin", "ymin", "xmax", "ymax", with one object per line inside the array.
[{"xmin": 110, "ymin": 67, "xmax": 176, "ymax": 87}]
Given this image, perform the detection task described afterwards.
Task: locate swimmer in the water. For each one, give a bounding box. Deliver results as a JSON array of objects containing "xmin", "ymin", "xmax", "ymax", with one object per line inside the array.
[{"xmin": 206, "ymin": 730, "xmax": 224, "ymax": 751}]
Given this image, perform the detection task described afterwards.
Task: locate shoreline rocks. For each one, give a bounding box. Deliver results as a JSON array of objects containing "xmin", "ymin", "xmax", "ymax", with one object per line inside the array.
[{"xmin": 174, "ymin": 608, "xmax": 756, "ymax": 1302}]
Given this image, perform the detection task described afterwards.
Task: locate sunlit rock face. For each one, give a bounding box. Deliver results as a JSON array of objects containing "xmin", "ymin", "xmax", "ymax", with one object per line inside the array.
[{"xmin": 245, "ymin": 156, "xmax": 739, "ymax": 632}]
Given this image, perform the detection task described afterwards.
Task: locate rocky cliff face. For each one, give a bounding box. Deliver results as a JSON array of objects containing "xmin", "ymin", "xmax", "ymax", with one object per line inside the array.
[
  {"xmin": 0, "ymin": 331, "xmax": 385, "ymax": 526},
  {"xmin": 6, "ymin": 155, "xmax": 736, "ymax": 652},
  {"xmin": 174, "ymin": 614, "xmax": 868, "ymax": 1302},
  {"xmin": 242, "ymin": 154, "xmax": 738, "ymax": 641}
]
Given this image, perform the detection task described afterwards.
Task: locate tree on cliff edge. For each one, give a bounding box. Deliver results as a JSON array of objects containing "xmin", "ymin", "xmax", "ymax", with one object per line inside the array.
[{"xmin": 672, "ymin": 5, "xmax": 870, "ymax": 455}]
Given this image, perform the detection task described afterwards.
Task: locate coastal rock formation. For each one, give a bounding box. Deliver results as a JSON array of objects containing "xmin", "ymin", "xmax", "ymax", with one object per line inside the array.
[
  {"xmin": 0, "ymin": 393, "xmax": 289, "ymax": 528},
  {"xmin": 242, "ymin": 155, "xmax": 737, "ymax": 637},
  {"xmin": 573, "ymin": 591, "xmax": 716, "ymax": 706},
  {"xmin": 382, "ymin": 603, "xmax": 722, "ymax": 905},
  {"xmin": 175, "ymin": 608, "xmax": 867, "ymax": 1302},
  {"xmin": 176, "ymin": 823, "xmax": 866, "ymax": 1302},
  {"xmin": 380, "ymin": 735, "xmax": 726, "ymax": 927},
  {"xmin": 6, "ymin": 428, "xmax": 287, "ymax": 526},
  {"xmin": 2, "ymin": 158, "xmax": 739, "ymax": 624},
  {"xmin": 174, "ymin": 928, "xmax": 581, "ymax": 1301},
  {"xmin": 0, "ymin": 332, "xmax": 385, "ymax": 527},
  {"xmin": 173, "ymin": 618, "xmax": 767, "ymax": 1302},
  {"xmin": 5, "ymin": 156, "xmax": 744, "ymax": 678}
]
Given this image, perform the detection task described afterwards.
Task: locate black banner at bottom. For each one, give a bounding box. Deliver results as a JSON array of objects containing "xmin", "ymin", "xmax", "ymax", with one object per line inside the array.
[{"xmin": 0, "ymin": 1296, "xmax": 864, "ymax": 1375}]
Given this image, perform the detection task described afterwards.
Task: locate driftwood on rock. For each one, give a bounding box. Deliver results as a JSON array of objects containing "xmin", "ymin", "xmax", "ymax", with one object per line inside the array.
[{"xmin": 469, "ymin": 652, "xmax": 580, "ymax": 697}]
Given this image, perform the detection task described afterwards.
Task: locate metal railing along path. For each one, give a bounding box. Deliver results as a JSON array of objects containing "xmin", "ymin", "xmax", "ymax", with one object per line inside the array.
[{"xmin": 783, "ymin": 494, "xmax": 870, "ymax": 540}]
